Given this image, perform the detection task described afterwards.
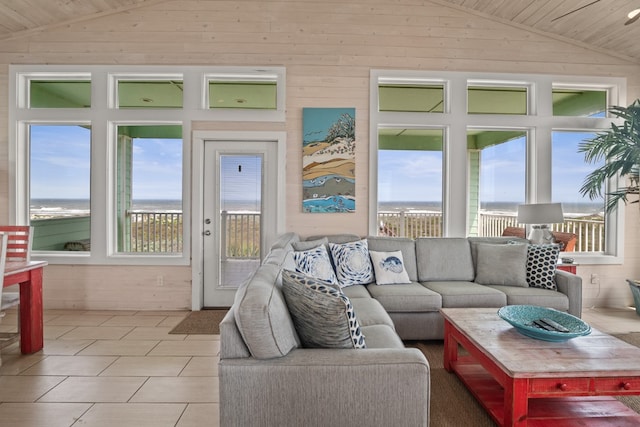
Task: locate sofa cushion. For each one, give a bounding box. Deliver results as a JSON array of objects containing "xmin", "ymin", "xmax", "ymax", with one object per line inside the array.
[
  {"xmin": 359, "ymin": 324, "xmax": 405, "ymax": 349},
  {"xmin": 416, "ymin": 238, "xmax": 475, "ymax": 281},
  {"xmin": 474, "ymin": 243, "xmax": 528, "ymax": 287},
  {"xmin": 341, "ymin": 284, "xmax": 372, "ymax": 299},
  {"xmin": 233, "ymin": 264, "xmax": 300, "ymax": 359},
  {"xmin": 487, "ymin": 285, "xmax": 569, "ymax": 312},
  {"xmin": 350, "ymin": 298, "xmax": 396, "ymax": 329},
  {"xmin": 366, "ymin": 282, "xmax": 442, "ymax": 312},
  {"xmin": 329, "ymin": 239, "xmax": 374, "ymax": 287},
  {"xmin": 307, "ymin": 234, "xmax": 361, "ymax": 244},
  {"xmin": 282, "ymin": 270, "xmax": 366, "ymax": 349},
  {"xmin": 526, "ymin": 244, "xmax": 560, "ymax": 290},
  {"xmin": 422, "ymin": 281, "xmax": 507, "ymax": 308},
  {"xmin": 369, "ymin": 250, "xmax": 411, "ymax": 285},
  {"xmin": 292, "ymin": 237, "xmax": 328, "ymax": 252},
  {"xmin": 293, "ymin": 244, "xmax": 338, "ymax": 285},
  {"xmin": 468, "ymin": 236, "xmax": 528, "ymax": 266},
  {"xmin": 366, "ymin": 236, "xmax": 418, "ymax": 281}
]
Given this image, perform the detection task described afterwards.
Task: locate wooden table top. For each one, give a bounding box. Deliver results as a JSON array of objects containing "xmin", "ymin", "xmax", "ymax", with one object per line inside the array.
[{"xmin": 441, "ymin": 307, "xmax": 640, "ymax": 378}]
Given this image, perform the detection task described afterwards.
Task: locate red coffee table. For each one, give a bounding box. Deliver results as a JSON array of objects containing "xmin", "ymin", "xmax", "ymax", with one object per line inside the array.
[{"xmin": 441, "ymin": 308, "xmax": 640, "ymax": 427}]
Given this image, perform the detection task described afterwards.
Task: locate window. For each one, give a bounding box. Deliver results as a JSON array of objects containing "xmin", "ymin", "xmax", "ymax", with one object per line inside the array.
[
  {"xmin": 371, "ymin": 70, "xmax": 624, "ymax": 262},
  {"xmin": 116, "ymin": 125, "xmax": 182, "ymax": 253},
  {"xmin": 11, "ymin": 66, "xmax": 285, "ymax": 265},
  {"xmin": 29, "ymin": 124, "xmax": 91, "ymax": 251},
  {"xmin": 469, "ymin": 130, "xmax": 526, "ymax": 236},
  {"xmin": 552, "ymin": 131, "xmax": 605, "ymax": 252},
  {"xmin": 378, "ymin": 128, "xmax": 443, "ymax": 237},
  {"xmin": 29, "ymin": 79, "xmax": 91, "ymax": 108}
]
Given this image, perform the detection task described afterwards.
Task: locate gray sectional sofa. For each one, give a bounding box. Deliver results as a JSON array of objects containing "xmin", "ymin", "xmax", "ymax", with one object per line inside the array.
[{"xmin": 219, "ymin": 232, "xmax": 583, "ymax": 427}]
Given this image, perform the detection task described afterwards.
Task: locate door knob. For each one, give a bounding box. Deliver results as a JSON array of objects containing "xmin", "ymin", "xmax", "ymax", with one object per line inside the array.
[{"xmin": 203, "ymin": 230, "xmax": 211, "ymax": 236}]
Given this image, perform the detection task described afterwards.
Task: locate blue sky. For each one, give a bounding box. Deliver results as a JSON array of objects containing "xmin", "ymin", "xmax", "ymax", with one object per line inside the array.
[
  {"xmin": 378, "ymin": 131, "xmax": 604, "ymax": 205},
  {"xmin": 30, "ymin": 125, "xmax": 182, "ymax": 200},
  {"xmin": 31, "ymin": 125, "xmax": 603, "ymax": 207}
]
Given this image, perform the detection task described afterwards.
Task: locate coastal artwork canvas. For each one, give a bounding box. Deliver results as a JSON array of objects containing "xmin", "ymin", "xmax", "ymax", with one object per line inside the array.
[{"xmin": 302, "ymin": 107, "xmax": 355, "ymax": 213}]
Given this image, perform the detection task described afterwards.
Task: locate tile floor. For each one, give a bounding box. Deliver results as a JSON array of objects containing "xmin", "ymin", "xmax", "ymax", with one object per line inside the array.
[
  {"xmin": 0, "ymin": 307, "xmax": 637, "ymax": 427},
  {"xmin": 0, "ymin": 309, "xmax": 218, "ymax": 427}
]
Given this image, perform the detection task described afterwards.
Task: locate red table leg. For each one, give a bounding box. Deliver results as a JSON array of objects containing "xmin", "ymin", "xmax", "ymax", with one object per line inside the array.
[
  {"xmin": 443, "ymin": 320, "xmax": 458, "ymax": 372},
  {"xmin": 18, "ymin": 268, "xmax": 44, "ymax": 354},
  {"xmin": 504, "ymin": 377, "xmax": 529, "ymax": 427}
]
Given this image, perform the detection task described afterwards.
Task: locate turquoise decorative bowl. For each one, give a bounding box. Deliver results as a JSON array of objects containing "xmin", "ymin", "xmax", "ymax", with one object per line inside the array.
[{"xmin": 497, "ymin": 305, "xmax": 591, "ymax": 342}]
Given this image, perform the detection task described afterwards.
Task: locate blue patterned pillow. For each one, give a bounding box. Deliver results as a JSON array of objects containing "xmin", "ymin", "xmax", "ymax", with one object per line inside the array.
[
  {"xmin": 281, "ymin": 270, "xmax": 366, "ymax": 349},
  {"xmin": 329, "ymin": 239, "xmax": 374, "ymax": 287},
  {"xmin": 526, "ymin": 244, "xmax": 560, "ymax": 290},
  {"xmin": 293, "ymin": 244, "xmax": 338, "ymax": 285},
  {"xmin": 369, "ymin": 250, "xmax": 411, "ymax": 285}
]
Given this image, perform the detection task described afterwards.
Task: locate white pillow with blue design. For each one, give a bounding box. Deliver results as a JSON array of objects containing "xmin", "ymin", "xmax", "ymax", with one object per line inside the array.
[
  {"xmin": 329, "ymin": 239, "xmax": 374, "ymax": 288},
  {"xmin": 369, "ymin": 250, "xmax": 411, "ymax": 285},
  {"xmin": 293, "ymin": 244, "xmax": 338, "ymax": 285}
]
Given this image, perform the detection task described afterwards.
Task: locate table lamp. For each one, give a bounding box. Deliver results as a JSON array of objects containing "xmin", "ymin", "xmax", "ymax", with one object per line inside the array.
[{"xmin": 516, "ymin": 203, "xmax": 564, "ymax": 244}]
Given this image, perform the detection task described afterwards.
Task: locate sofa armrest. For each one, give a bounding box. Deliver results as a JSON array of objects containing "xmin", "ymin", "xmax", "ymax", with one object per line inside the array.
[
  {"xmin": 219, "ymin": 348, "xmax": 430, "ymax": 427},
  {"xmin": 555, "ymin": 269, "xmax": 582, "ymax": 318}
]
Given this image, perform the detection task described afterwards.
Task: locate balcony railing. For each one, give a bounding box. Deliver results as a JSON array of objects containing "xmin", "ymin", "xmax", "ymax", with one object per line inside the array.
[
  {"xmin": 379, "ymin": 211, "xmax": 605, "ymax": 252},
  {"xmin": 33, "ymin": 210, "xmax": 605, "ymax": 255}
]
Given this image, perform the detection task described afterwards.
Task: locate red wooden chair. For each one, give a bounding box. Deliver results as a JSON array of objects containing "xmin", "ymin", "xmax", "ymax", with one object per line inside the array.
[{"xmin": 0, "ymin": 226, "xmax": 32, "ymax": 348}]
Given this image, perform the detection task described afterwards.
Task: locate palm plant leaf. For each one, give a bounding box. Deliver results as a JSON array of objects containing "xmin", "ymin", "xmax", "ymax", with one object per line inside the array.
[{"xmin": 578, "ymin": 100, "xmax": 640, "ymax": 213}]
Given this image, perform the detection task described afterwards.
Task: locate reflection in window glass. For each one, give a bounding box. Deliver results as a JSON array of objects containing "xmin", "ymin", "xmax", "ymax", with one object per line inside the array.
[
  {"xmin": 29, "ymin": 80, "xmax": 91, "ymax": 108},
  {"xmin": 118, "ymin": 80, "xmax": 183, "ymax": 108},
  {"xmin": 378, "ymin": 128, "xmax": 443, "ymax": 237},
  {"xmin": 468, "ymin": 86, "xmax": 527, "ymax": 115},
  {"xmin": 30, "ymin": 125, "xmax": 91, "ymax": 251},
  {"xmin": 378, "ymin": 85, "xmax": 445, "ymax": 112},
  {"xmin": 552, "ymin": 131, "xmax": 605, "ymax": 252},
  {"xmin": 116, "ymin": 125, "xmax": 183, "ymax": 253},
  {"xmin": 552, "ymin": 89, "xmax": 607, "ymax": 117},
  {"xmin": 208, "ymin": 81, "xmax": 276, "ymax": 109},
  {"xmin": 468, "ymin": 131, "xmax": 526, "ymax": 236}
]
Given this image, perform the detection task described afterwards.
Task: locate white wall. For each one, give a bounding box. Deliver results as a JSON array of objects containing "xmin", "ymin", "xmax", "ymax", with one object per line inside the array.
[{"xmin": 1, "ymin": 0, "xmax": 639, "ymax": 309}]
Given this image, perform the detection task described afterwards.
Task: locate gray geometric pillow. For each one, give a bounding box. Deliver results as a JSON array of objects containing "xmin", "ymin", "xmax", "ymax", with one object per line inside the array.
[
  {"xmin": 281, "ymin": 270, "xmax": 366, "ymax": 349},
  {"xmin": 329, "ymin": 239, "xmax": 374, "ymax": 287},
  {"xmin": 526, "ymin": 244, "xmax": 560, "ymax": 290},
  {"xmin": 293, "ymin": 244, "xmax": 338, "ymax": 285}
]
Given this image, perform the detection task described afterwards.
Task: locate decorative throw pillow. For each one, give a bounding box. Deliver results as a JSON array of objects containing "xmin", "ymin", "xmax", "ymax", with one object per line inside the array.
[
  {"xmin": 474, "ymin": 243, "xmax": 528, "ymax": 287},
  {"xmin": 369, "ymin": 250, "xmax": 411, "ymax": 285},
  {"xmin": 526, "ymin": 244, "xmax": 560, "ymax": 290},
  {"xmin": 293, "ymin": 244, "xmax": 338, "ymax": 285},
  {"xmin": 281, "ymin": 270, "xmax": 366, "ymax": 349},
  {"xmin": 329, "ymin": 239, "xmax": 374, "ymax": 287}
]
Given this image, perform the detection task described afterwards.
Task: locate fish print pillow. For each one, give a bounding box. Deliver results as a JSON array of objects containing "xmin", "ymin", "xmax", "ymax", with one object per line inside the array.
[{"xmin": 369, "ymin": 250, "xmax": 411, "ymax": 285}]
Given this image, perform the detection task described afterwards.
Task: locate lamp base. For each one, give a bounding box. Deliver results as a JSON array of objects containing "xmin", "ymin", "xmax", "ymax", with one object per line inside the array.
[{"xmin": 528, "ymin": 225, "xmax": 555, "ymax": 245}]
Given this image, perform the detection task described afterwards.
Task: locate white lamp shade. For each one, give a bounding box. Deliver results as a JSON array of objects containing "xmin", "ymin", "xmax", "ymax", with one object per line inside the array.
[{"xmin": 517, "ymin": 203, "xmax": 564, "ymax": 225}]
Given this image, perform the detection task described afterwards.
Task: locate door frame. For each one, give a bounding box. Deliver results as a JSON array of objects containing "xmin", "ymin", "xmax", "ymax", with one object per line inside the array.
[{"xmin": 191, "ymin": 130, "xmax": 287, "ymax": 310}]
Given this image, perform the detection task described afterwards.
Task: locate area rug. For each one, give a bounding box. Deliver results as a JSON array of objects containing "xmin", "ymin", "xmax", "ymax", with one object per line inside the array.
[
  {"xmin": 409, "ymin": 333, "xmax": 640, "ymax": 426},
  {"xmin": 168, "ymin": 309, "xmax": 228, "ymax": 335}
]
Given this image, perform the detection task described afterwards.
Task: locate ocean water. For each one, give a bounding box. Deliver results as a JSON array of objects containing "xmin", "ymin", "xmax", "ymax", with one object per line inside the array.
[
  {"xmin": 29, "ymin": 199, "xmax": 264, "ymax": 218},
  {"xmin": 378, "ymin": 201, "xmax": 603, "ymax": 217}
]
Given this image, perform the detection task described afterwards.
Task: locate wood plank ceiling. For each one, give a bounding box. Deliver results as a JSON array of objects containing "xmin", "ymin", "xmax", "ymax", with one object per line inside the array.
[{"xmin": 1, "ymin": 0, "xmax": 640, "ymax": 63}]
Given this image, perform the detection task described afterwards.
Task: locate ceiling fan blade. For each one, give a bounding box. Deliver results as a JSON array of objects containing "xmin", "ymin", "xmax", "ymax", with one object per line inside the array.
[
  {"xmin": 551, "ymin": 0, "xmax": 601, "ymax": 22},
  {"xmin": 626, "ymin": 9, "xmax": 640, "ymax": 25}
]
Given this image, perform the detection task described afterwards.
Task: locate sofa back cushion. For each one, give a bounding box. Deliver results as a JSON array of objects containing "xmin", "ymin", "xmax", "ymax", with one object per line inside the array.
[
  {"xmin": 233, "ymin": 263, "xmax": 300, "ymax": 359},
  {"xmin": 416, "ymin": 238, "xmax": 475, "ymax": 281},
  {"xmin": 366, "ymin": 236, "xmax": 418, "ymax": 282}
]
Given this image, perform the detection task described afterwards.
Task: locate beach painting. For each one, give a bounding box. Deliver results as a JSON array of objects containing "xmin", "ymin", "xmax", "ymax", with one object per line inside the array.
[{"xmin": 302, "ymin": 107, "xmax": 355, "ymax": 213}]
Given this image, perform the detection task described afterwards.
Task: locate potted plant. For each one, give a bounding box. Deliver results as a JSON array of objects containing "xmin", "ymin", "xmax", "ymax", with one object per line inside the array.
[{"xmin": 579, "ymin": 100, "xmax": 640, "ymax": 313}]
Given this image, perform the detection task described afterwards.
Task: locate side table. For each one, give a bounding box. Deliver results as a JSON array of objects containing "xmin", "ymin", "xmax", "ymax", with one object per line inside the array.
[{"xmin": 557, "ymin": 263, "xmax": 576, "ymax": 274}]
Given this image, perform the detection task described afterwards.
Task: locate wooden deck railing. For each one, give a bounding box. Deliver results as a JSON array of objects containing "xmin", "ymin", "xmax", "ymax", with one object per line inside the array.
[
  {"xmin": 379, "ymin": 211, "xmax": 605, "ymax": 252},
  {"xmin": 34, "ymin": 210, "xmax": 605, "ymax": 254}
]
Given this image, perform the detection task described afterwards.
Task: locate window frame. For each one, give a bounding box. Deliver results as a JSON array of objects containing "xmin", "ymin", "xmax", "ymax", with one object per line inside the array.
[
  {"xmin": 9, "ymin": 65, "xmax": 286, "ymax": 265},
  {"xmin": 370, "ymin": 69, "xmax": 625, "ymax": 264}
]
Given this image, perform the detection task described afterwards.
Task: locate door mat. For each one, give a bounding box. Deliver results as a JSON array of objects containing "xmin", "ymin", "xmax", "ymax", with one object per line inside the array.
[{"xmin": 169, "ymin": 309, "xmax": 228, "ymax": 335}]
